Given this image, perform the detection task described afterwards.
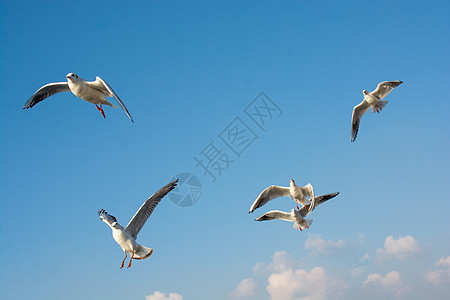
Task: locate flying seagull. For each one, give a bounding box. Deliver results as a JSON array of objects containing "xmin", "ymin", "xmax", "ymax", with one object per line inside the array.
[
  {"xmin": 351, "ymin": 80, "xmax": 403, "ymax": 142},
  {"xmin": 23, "ymin": 73, "xmax": 134, "ymax": 122},
  {"xmin": 249, "ymin": 179, "xmax": 315, "ymax": 213},
  {"xmin": 255, "ymin": 192, "xmax": 339, "ymax": 231},
  {"xmin": 99, "ymin": 179, "xmax": 178, "ymax": 269}
]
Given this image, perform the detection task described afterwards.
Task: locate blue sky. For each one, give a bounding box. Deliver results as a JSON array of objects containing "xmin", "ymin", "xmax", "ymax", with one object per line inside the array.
[{"xmin": 0, "ymin": 1, "xmax": 449, "ymax": 299}]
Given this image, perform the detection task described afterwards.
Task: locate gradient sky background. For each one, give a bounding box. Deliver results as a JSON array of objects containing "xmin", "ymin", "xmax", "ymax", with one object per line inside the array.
[{"xmin": 1, "ymin": 1, "xmax": 449, "ymax": 300}]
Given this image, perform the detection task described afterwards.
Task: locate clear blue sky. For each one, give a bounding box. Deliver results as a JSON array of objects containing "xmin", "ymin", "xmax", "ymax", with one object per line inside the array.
[{"xmin": 1, "ymin": 1, "xmax": 449, "ymax": 299}]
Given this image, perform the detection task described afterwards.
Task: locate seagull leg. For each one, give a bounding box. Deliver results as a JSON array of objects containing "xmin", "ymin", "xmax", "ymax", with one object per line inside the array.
[
  {"xmin": 95, "ymin": 104, "xmax": 106, "ymax": 119},
  {"xmin": 120, "ymin": 252, "xmax": 127, "ymax": 269},
  {"xmin": 127, "ymin": 251, "xmax": 135, "ymax": 268}
]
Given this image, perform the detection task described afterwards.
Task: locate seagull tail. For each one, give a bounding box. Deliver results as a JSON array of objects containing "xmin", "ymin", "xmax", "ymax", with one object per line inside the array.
[
  {"xmin": 304, "ymin": 219, "xmax": 313, "ymax": 228},
  {"xmin": 294, "ymin": 219, "xmax": 313, "ymax": 230},
  {"xmin": 133, "ymin": 246, "xmax": 154, "ymax": 260},
  {"xmin": 379, "ymin": 100, "xmax": 388, "ymax": 110},
  {"xmin": 372, "ymin": 100, "xmax": 388, "ymax": 113}
]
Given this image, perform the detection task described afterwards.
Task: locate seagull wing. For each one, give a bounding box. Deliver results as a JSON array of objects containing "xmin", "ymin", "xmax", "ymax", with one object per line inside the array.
[
  {"xmin": 372, "ymin": 80, "xmax": 403, "ymax": 100},
  {"xmin": 249, "ymin": 185, "xmax": 290, "ymax": 213},
  {"xmin": 299, "ymin": 183, "xmax": 314, "ymax": 198},
  {"xmin": 301, "ymin": 183, "xmax": 315, "ymax": 213},
  {"xmin": 351, "ymin": 100, "xmax": 370, "ymax": 142},
  {"xmin": 300, "ymin": 192, "xmax": 339, "ymax": 216},
  {"xmin": 255, "ymin": 210, "xmax": 295, "ymax": 222},
  {"xmin": 86, "ymin": 77, "xmax": 134, "ymax": 122},
  {"xmin": 125, "ymin": 179, "xmax": 178, "ymax": 240},
  {"xmin": 23, "ymin": 82, "xmax": 70, "ymax": 109}
]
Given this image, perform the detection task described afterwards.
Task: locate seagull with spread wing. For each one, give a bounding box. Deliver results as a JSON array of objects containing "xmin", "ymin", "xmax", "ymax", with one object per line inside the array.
[
  {"xmin": 24, "ymin": 73, "xmax": 134, "ymax": 122},
  {"xmin": 255, "ymin": 192, "xmax": 339, "ymax": 231},
  {"xmin": 351, "ymin": 80, "xmax": 403, "ymax": 142},
  {"xmin": 249, "ymin": 179, "xmax": 315, "ymax": 213},
  {"xmin": 98, "ymin": 179, "xmax": 178, "ymax": 269}
]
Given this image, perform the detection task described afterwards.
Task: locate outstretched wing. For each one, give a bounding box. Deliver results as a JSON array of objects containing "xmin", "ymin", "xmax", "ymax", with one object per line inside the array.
[
  {"xmin": 125, "ymin": 179, "xmax": 178, "ymax": 239},
  {"xmin": 86, "ymin": 77, "xmax": 134, "ymax": 123},
  {"xmin": 23, "ymin": 82, "xmax": 70, "ymax": 109},
  {"xmin": 255, "ymin": 210, "xmax": 295, "ymax": 222},
  {"xmin": 300, "ymin": 192, "xmax": 339, "ymax": 216},
  {"xmin": 372, "ymin": 80, "xmax": 403, "ymax": 100},
  {"xmin": 249, "ymin": 185, "xmax": 290, "ymax": 213},
  {"xmin": 351, "ymin": 100, "xmax": 370, "ymax": 142}
]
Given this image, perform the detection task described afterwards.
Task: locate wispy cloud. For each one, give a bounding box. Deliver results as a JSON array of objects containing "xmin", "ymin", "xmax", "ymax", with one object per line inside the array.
[
  {"xmin": 304, "ymin": 234, "xmax": 352, "ymax": 255},
  {"xmin": 436, "ymin": 256, "xmax": 450, "ymax": 267},
  {"xmin": 231, "ymin": 278, "xmax": 258, "ymax": 299},
  {"xmin": 376, "ymin": 235, "xmax": 422, "ymax": 261},
  {"xmin": 426, "ymin": 256, "xmax": 450, "ymax": 286},
  {"xmin": 360, "ymin": 253, "xmax": 370, "ymax": 262},
  {"xmin": 364, "ymin": 271, "xmax": 410, "ymax": 298},
  {"xmin": 145, "ymin": 291, "xmax": 183, "ymax": 300},
  {"xmin": 350, "ymin": 253, "xmax": 370, "ymax": 276}
]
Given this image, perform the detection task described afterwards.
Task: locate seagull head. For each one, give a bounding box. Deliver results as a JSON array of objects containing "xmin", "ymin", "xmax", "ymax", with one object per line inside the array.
[
  {"xmin": 98, "ymin": 209, "xmax": 121, "ymax": 229},
  {"xmin": 362, "ymin": 90, "xmax": 368, "ymax": 95},
  {"xmin": 66, "ymin": 73, "xmax": 80, "ymax": 81},
  {"xmin": 290, "ymin": 179, "xmax": 295, "ymax": 186}
]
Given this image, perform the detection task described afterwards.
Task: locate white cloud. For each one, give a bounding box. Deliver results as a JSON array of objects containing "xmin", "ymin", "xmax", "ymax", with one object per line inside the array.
[
  {"xmin": 364, "ymin": 271, "xmax": 410, "ymax": 298},
  {"xmin": 266, "ymin": 266, "xmax": 346, "ymax": 300},
  {"xmin": 253, "ymin": 250, "xmax": 296, "ymax": 275},
  {"xmin": 304, "ymin": 234, "xmax": 350, "ymax": 255},
  {"xmin": 436, "ymin": 256, "xmax": 450, "ymax": 267},
  {"xmin": 376, "ymin": 235, "xmax": 422, "ymax": 261},
  {"xmin": 250, "ymin": 250, "xmax": 346, "ymax": 299},
  {"xmin": 426, "ymin": 269, "xmax": 450, "ymax": 285},
  {"xmin": 145, "ymin": 291, "xmax": 183, "ymax": 300},
  {"xmin": 425, "ymin": 256, "xmax": 450, "ymax": 285},
  {"xmin": 231, "ymin": 278, "xmax": 258, "ymax": 299}
]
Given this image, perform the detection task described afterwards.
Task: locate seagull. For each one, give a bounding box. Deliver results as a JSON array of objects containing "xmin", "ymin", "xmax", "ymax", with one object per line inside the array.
[
  {"xmin": 23, "ymin": 73, "xmax": 134, "ymax": 122},
  {"xmin": 351, "ymin": 80, "xmax": 403, "ymax": 142},
  {"xmin": 249, "ymin": 179, "xmax": 315, "ymax": 213},
  {"xmin": 255, "ymin": 192, "xmax": 339, "ymax": 231},
  {"xmin": 98, "ymin": 179, "xmax": 178, "ymax": 269}
]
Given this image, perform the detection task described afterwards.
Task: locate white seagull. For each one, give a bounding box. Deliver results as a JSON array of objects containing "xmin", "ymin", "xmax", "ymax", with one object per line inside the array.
[
  {"xmin": 351, "ymin": 80, "xmax": 403, "ymax": 141},
  {"xmin": 24, "ymin": 73, "xmax": 134, "ymax": 122},
  {"xmin": 98, "ymin": 179, "xmax": 178, "ymax": 269},
  {"xmin": 249, "ymin": 179, "xmax": 315, "ymax": 213},
  {"xmin": 255, "ymin": 192, "xmax": 339, "ymax": 231}
]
